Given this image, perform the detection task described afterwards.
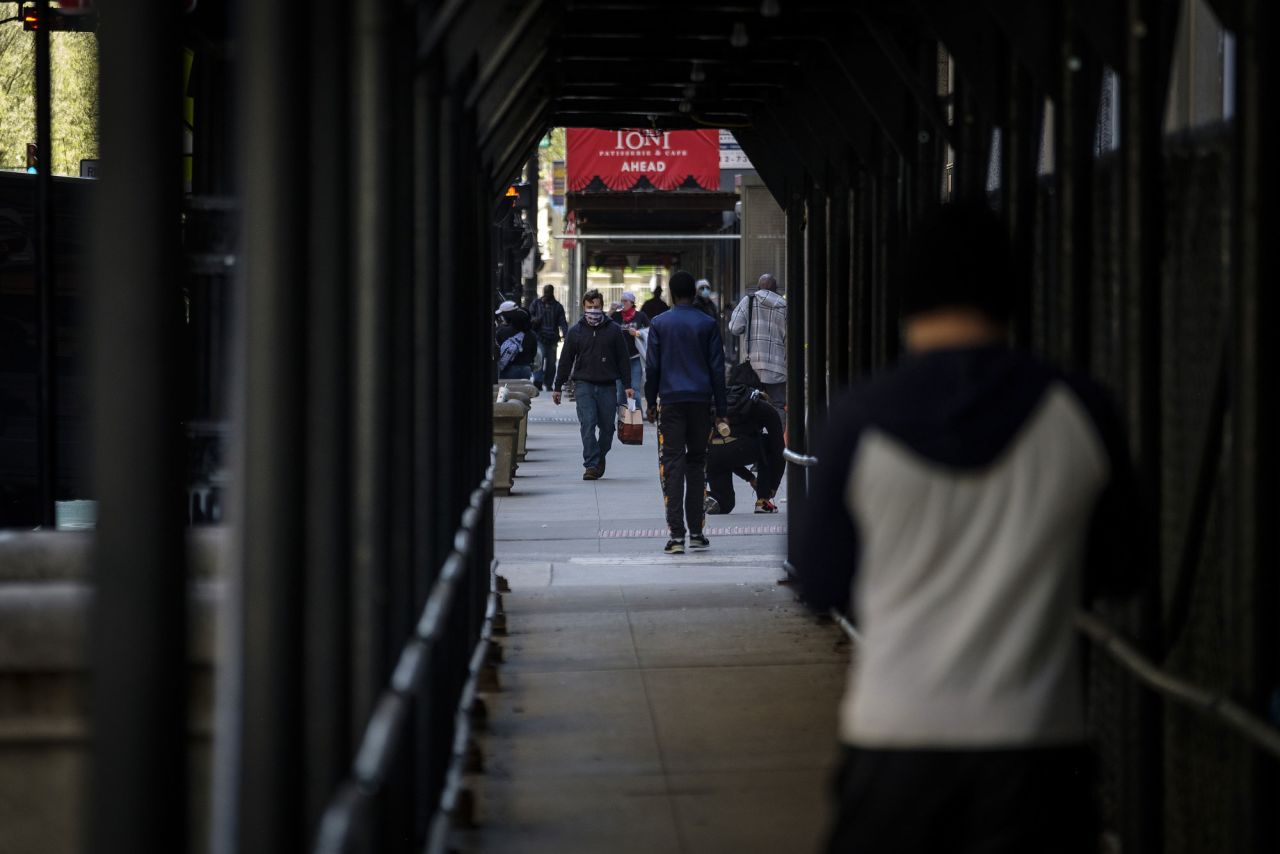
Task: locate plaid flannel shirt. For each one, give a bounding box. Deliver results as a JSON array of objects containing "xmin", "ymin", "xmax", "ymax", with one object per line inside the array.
[{"xmin": 729, "ymin": 290, "xmax": 787, "ymax": 384}]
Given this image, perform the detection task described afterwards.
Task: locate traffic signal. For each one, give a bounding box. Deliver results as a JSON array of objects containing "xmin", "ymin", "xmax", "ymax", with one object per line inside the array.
[
  {"xmin": 506, "ymin": 182, "xmax": 535, "ymax": 211},
  {"xmin": 22, "ymin": 5, "xmax": 97, "ymax": 31}
]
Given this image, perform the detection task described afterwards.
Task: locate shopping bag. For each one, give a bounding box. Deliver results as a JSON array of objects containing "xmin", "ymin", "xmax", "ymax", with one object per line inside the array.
[{"xmin": 617, "ymin": 400, "xmax": 644, "ymax": 445}]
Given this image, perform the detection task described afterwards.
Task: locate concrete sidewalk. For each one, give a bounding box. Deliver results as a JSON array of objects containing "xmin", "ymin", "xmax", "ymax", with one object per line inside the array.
[{"xmin": 456, "ymin": 395, "xmax": 852, "ymax": 854}]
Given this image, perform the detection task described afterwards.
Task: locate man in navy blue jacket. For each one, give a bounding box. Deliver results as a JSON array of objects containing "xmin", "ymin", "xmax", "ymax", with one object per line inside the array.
[
  {"xmin": 796, "ymin": 201, "xmax": 1145, "ymax": 853},
  {"xmin": 645, "ymin": 271, "xmax": 728, "ymax": 554}
]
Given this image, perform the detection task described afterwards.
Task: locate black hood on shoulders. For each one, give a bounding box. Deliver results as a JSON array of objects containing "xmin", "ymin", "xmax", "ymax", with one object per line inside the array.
[{"xmin": 850, "ymin": 345, "xmax": 1057, "ymax": 470}]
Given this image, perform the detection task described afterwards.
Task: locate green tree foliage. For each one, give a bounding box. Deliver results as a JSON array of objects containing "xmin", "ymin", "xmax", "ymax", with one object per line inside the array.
[
  {"xmin": 537, "ymin": 127, "xmax": 565, "ymax": 182},
  {"xmin": 0, "ymin": 4, "xmax": 98, "ymax": 176}
]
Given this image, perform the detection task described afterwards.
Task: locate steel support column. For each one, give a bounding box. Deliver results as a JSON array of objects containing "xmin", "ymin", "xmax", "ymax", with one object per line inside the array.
[
  {"xmin": 88, "ymin": 2, "xmax": 187, "ymax": 852},
  {"xmin": 1234, "ymin": 0, "xmax": 1279, "ymax": 847},
  {"xmin": 351, "ymin": 3, "xmax": 396, "ymax": 848},
  {"xmin": 304, "ymin": 0, "xmax": 354, "ymax": 835},
  {"xmin": 828, "ymin": 182, "xmax": 852, "ymax": 390},
  {"xmin": 237, "ymin": 0, "xmax": 309, "ymax": 847},
  {"xmin": 853, "ymin": 170, "xmax": 873, "ymax": 377},
  {"xmin": 412, "ymin": 50, "xmax": 445, "ymax": 848},
  {"xmin": 806, "ymin": 185, "xmax": 828, "ymax": 430},
  {"xmin": 784, "ymin": 193, "xmax": 806, "ymax": 569},
  {"xmin": 1118, "ymin": 0, "xmax": 1175, "ymax": 849},
  {"xmin": 34, "ymin": 0, "xmax": 55, "ymax": 527},
  {"xmin": 1054, "ymin": 3, "xmax": 1101, "ymax": 371},
  {"xmin": 1000, "ymin": 46, "xmax": 1040, "ymax": 348},
  {"xmin": 952, "ymin": 67, "xmax": 992, "ymax": 199}
]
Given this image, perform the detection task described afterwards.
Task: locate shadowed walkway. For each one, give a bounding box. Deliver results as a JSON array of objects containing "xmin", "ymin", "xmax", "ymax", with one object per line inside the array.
[{"xmin": 456, "ymin": 395, "xmax": 851, "ymax": 853}]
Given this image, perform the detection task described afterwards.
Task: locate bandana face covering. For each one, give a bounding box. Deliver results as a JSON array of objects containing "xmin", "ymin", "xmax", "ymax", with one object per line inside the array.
[{"xmin": 584, "ymin": 308, "xmax": 605, "ymax": 326}]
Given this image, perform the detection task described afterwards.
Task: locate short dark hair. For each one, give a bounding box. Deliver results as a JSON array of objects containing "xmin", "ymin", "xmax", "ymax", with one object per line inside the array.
[
  {"xmin": 901, "ymin": 200, "xmax": 1013, "ymax": 322},
  {"xmin": 543, "ymin": 284, "xmax": 555, "ymax": 298},
  {"xmin": 669, "ymin": 270, "xmax": 696, "ymax": 300},
  {"xmin": 582, "ymin": 288, "xmax": 603, "ymax": 306}
]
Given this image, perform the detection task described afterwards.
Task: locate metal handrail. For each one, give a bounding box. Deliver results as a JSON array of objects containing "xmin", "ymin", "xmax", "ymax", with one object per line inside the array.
[
  {"xmin": 783, "ymin": 447, "xmax": 818, "ymax": 467},
  {"xmin": 314, "ymin": 450, "xmax": 499, "ymax": 853},
  {"xmin": 796, "ymin": 451, "xmax": 1280, "ymax": 761}
]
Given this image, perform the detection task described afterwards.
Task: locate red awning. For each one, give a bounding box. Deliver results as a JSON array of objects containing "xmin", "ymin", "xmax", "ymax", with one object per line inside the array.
[{"xmin": 567, "ymin": 128, "xmax": 720, "ymax": 192}]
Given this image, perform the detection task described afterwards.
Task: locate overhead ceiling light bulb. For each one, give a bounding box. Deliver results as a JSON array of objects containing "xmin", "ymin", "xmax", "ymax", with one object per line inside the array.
[
  {"xmin": 761, "ymin": 0, "xmax": 781, "ymax": 17},
  {"xmin": 690, "ymin": 63, "xmax": 706, "ymax": 83},
  {"xmin": 678, "ymin": 100, "xmax": 693, "ymax": 114},
  {"xmin": 730, "ymin": 21, "xmax": 749, "ymax": 48}
]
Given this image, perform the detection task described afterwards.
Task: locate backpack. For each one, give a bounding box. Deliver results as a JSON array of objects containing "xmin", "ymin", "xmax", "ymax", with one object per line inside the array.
[
  {"xmin": 497, "ymin": 331, "xmax": 524, "ymax": 372},
  {"xmin": 724, "ymin": 384, "xmax": 761, "ymax": 435}
]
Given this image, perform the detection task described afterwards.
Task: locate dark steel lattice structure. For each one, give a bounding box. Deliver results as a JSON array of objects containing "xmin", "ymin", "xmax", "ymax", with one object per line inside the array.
[{"xmin": 27, "ymin": 1, "xmax": 1274, "ymax": 852}]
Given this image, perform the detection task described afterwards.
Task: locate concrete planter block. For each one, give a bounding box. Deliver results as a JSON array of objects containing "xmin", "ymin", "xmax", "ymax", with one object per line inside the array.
[
  {"xmin": 493, "ymin": 401, "xmax": 526, "ymax": 495},
  {"xmin": 0, "ymin": 530, "xmax": 225, "ymax": 854},
  {"xmin": 497, "ymin": 380, "xmax": 538, "ymax": 398},
  {"xmin": 497, "ymin": 392, "xmax": 532, "ymax": 460}
]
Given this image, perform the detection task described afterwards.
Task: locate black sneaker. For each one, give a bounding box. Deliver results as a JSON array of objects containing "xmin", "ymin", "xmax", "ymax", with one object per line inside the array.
[
  {"xmin": 688, "ymin": 533, "xmax": 710, "ymax": 551},
  {"xmin": 664, "ymin": 538, "xmax": 685, "ymax": 555},
  {"xmin": 597, "ymin": 458, "xmax": 606, "ymax": 477},
  {"xmin": 703, "ymin": 495, "xmax": 721, "ymax": 515}
]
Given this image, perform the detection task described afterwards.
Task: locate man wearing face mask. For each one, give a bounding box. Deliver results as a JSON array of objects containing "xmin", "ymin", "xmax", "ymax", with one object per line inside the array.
[{"xmin": 553, "ymin": 289, "xmax": 634, "ymax": 480}]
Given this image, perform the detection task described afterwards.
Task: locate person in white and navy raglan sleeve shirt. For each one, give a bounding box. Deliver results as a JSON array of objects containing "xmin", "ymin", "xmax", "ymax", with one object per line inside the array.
[{"xmin": 796, "ymin": 200, "xmax": 1147, "ymax": 854}]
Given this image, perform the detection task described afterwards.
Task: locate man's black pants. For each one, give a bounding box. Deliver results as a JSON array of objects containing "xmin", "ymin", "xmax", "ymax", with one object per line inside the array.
[
  {"xmin": 825, "ymin": 745, "xmax": 1097, "ymax": 853},
  {"xmin": 707, "ymin": 437, "xmax": 757, "ymax": 513},
  {"xmin": 657, "ymin": 402, "xmax": 712, "ymax": 538}
]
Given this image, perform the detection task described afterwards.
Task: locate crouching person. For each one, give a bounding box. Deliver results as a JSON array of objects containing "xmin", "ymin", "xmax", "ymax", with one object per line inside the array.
[{"xmin": 705, "ymin": 363, "xmax": 784, "ymax": 514}]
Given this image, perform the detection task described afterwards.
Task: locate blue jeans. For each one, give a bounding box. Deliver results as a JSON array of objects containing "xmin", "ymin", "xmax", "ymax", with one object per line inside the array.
[
  {"xmin": 575, "ymin": 381, "xmax": 617, "ymax": 470},
  {"xmin": 628, "ymin": 356, "xmax": 644, "ymax": 412},
  {"xmin": 499, "ymin": 363, "xmax": 532, "ymax": 380}
]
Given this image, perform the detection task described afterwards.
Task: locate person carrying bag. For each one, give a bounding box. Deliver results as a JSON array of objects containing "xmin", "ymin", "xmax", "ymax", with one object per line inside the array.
[{"xmin": 617, "ymin": 398, "xmax": 644, "ymax": 445}]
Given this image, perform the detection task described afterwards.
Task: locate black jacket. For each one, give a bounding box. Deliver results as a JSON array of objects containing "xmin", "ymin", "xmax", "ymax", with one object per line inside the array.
[
  {"xmin": 495, "ymin": 309, "xmax": 537, "ymax": 366},
  {"xmin": 530, "ymin": 297, "xmax": 569, "ymax": 340},
  {"xmin": 609, "ymin": 308, "xmax": 651, "ymax": 359},
  {"xmin": 554, "ymin": 316, "xmax": 632, "ymax": 390},
  {"xmin": 641, "ymin": 296, "xmax": 669, "ymax": 319}
]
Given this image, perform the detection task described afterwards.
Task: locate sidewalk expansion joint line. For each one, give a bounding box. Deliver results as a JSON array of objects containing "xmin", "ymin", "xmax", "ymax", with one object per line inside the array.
[{"xmin": 599, "ymin": 524, "xmax": 786, "ymax": 539}]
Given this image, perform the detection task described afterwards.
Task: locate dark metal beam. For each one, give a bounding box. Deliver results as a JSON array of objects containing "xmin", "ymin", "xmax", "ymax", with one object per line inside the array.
[
  {"xmin": 551, "ymin": 111, "xmax": 751, "ymax": 127},
  {"xmin": 819, "ymin": 33, "xmax": 922, "ymax": 157},
  {"xmin": 553, "ymin": 57, "xmax": 802, "ymax": 82},
  {"xmin": 237, "ymin": 0, "xmax": 311, "ymax": 844},
  {"xmin": 304, "ymin": 0, "xmax": 354, "ymax": 834},
  {"xmin": 88, "ymin": 1, "xmax": 187, "ymax": 852},
  {"xmin": 1055, "ymin": 2, "xmax": 1102, "ymax": 370},
  {"xmin": 908, "ymin": 0, "xmax": 1006, "ymax": 121},
  {"xmin": 730, "ymin": 126, "xmax": 790, "ymax": 202},
  {"xmin": 477, "ymin": 48, "xmax": 550, "ymax": 149},
  {"xmin": 1234, "ymin": 0, "xmax": 1280, "ymax": 847},
  {"xmin": 34, "ymin": 0, "xmax": 55, "ymax": 528},
  {"xmin": 464, "ymin": 0, "xmax": 551, "ymax": 111},
  {"xmin": 784, "ymin": 190, "xmax": 807, "ymax": 569},
  {"xmin": 554, "ymin": 36, "xmax": 805, "ymax": 64},
  {"xmin": 493, "ymin": 101, "xmax": 553, "ymax": 192},
  {"xmin": 851, "ymin": 7, "xmax": 957, "ymax": 147},
  {"xmin": 983, "ymin": 0, "xmax": 1062, "ymax": 96}
]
